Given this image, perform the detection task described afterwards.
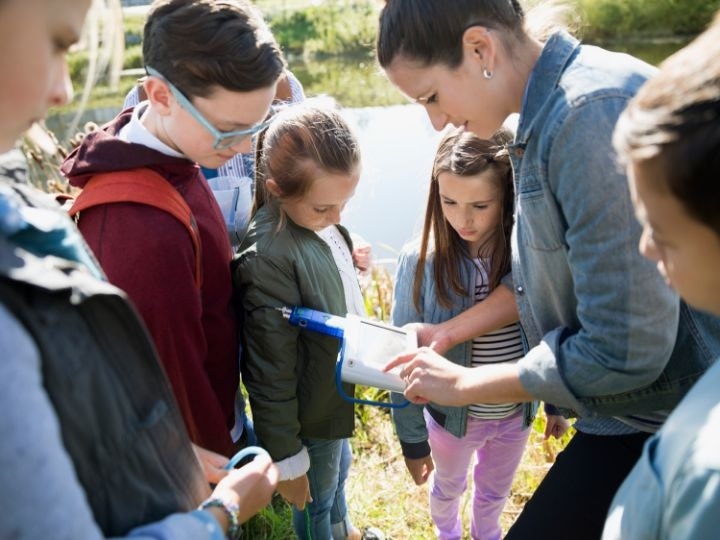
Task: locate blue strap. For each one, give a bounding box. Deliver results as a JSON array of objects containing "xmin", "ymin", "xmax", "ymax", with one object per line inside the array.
[
  {"xmin": 200, "ymin": 166, "xmax": 219, "ymax": 180},
  {"xmin": 224, "ymin": 445, "xmax": 271, "ymax": 470}
]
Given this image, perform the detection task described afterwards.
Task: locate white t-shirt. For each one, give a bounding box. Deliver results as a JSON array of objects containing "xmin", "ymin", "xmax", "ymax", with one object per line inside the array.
[{"xmin": 316, "ymin": 225, "xmax": 365, "ymax": 317}]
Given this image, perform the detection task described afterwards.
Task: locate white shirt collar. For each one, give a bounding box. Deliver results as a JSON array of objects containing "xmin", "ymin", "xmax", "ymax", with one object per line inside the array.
[{"xmin": 118, "ymin": 101, "xmax": 185, "ymax": 159}]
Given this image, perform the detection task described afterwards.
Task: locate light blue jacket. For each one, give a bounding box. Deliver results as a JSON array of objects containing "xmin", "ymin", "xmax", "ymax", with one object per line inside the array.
[
  {"xmin": 390, "ymin": 243, "xmax": 538, "ymax": 458},
  {"xmin": 602, "ymin": 357, "xmax": 720, "ymax": 540},
  {"xmin": 508, "ymin": 32, "xmax": 720, "ymax": 434}
]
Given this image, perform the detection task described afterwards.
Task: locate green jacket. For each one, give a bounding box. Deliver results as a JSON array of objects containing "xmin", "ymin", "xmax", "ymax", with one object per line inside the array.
[{"xmin": 233, "ymin": 204, "xmax": 355, "ymax": 461}]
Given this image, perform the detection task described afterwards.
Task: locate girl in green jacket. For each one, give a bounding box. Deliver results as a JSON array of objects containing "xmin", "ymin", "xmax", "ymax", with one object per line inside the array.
[{"xmin": 234, "ymin": 100, "xmax": 368, "ymax": 540}]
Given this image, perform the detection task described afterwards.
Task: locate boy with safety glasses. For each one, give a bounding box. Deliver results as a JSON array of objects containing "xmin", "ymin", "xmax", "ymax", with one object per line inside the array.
[{"xmin": 61, "ymin": 0, "xmax": 285, "ymax": 458}]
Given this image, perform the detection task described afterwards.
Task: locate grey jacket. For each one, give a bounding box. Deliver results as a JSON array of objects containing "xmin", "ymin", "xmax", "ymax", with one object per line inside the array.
[{"xmin": 233, "ymin": 204, "xmax": 356, "ymax": 461}]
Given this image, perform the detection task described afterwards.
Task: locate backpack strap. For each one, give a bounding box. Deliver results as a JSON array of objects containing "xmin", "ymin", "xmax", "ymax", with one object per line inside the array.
[{"xmin": 69, "ymin": 168, "xmax": 202, "ymax": 288}]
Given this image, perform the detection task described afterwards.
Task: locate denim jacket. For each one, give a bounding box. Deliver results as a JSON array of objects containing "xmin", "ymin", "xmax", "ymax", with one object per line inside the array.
[
  {"xmin": 602, "ymin": 358, "xmax": 720, "ymax": 540},
  {"xmin": 507, "ymin": 32, "xmax": 720, "ymax": 434},
  {"xmin": 390, "ymin": 243, "xmax": 538, "ymax": 458}
]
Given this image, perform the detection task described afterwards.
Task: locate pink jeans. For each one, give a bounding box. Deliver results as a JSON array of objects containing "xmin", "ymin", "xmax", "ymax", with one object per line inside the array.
[{"xmin": 425, "ymin": 408, "xmax": 530, "ymax": 540}]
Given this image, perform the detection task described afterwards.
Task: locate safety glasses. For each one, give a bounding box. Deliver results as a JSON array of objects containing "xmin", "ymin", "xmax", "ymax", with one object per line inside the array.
[{"xmin": 146, "ymin": 66, "xmax": 274, "ymax": 150}]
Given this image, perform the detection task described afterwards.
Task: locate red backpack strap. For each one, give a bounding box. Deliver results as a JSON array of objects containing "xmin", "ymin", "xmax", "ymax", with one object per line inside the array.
[{"xmin": 69, "ymin": 168, "xmax": 202, "ymax": 288}]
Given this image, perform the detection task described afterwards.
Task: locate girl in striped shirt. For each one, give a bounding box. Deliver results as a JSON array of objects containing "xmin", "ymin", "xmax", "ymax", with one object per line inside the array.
[{"xmin": 390, "ymin": 126, "xmax": 568, "ymax": 540}]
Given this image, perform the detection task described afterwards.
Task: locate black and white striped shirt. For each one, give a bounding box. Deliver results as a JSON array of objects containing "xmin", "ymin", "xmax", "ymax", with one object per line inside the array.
[{"xmin": 468, "ymin": 261, "xmax": 524, "ymax": 419}]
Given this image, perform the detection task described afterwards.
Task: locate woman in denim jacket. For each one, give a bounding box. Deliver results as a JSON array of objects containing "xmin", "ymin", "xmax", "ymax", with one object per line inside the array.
[
  {"xmin": 376, "ymin": 1, "xmax": 720, "ymax": 538},
  {"xmin": 391, "ymin": 127, "xmax": 568, "ymax": 540}
]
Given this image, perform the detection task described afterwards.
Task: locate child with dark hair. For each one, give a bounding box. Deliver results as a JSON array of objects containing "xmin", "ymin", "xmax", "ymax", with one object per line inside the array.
[
  {"xmin": 0, "ymin": 0, "xmax": 277, "ymax": 538},
  {"xmin": 603, "ymin": 14, "xmax": 720, "ymax": 540},
  {"xmin": 123, "ymin": 68, "xmax": 305, "ymax": 250},
  {"xmin": 61, "ymin": 0, "xmax": 286, "ymax": 456},
  {"xmin": 391, "ymin": 126, "xmax": 568, "ymax": 540}
]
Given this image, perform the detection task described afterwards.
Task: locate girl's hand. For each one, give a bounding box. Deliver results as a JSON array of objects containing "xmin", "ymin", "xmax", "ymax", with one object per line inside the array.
[
  {"xmin": 352, "ymin": 244, "xmax": 372, "ymax": 272},
  {"xmin": 277, "ymin": 474, "xmax": 312, "ymax": 510},
  {"xmin": 192, "ymin": 443, "xmax": 230, "ymax": 485},
  {"xmin": 212, "ymin": 454, "xmax": 279, "ymax": 524},
  {"xmin": 405, "ymin": 322, "xmax": 453, "ymax": 355},
  {"xmin": 404, "ymin": 455, "xmax": 434, "ymax": 486},
  {"xmin": 384, "ymin": 347, "xmax": 470, "ymax": 406},
  {"xmin": 545, "ymin": 414, "xmax": 570, "ymax": 440}
]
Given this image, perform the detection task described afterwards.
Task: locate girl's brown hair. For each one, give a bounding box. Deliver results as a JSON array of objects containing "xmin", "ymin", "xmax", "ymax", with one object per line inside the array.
[
  {"xmin": 253, "ymin": 100, "xmax": 361, "ymax": 224},
  {"xmin": 414, "ymin": 126, "xmax": 514, "ymax": 311}
]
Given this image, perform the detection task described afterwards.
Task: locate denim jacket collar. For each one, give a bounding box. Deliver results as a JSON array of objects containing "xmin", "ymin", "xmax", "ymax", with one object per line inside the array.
[{"xmin": 516, "ymin": 31, "xmax": 580, "ymax": 148}]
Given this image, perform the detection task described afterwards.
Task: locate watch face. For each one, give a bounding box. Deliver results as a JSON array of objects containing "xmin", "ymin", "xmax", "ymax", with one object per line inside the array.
[{"xmin": 200, "ymin": 497, "xmax": 241, "ymax": 539}]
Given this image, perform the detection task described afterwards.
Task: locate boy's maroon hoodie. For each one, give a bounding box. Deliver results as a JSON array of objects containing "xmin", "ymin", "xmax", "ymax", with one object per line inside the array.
[{"xmin": 62, "ymin": 109, "xmax": 237, "ymax": 456}]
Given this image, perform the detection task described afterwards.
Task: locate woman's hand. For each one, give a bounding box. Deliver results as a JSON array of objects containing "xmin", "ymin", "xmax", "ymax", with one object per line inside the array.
[
  {"xmin": 212, "ymin": 454, "xmax": 279, "ymax": 524},
  {"xmin": 404, "ymin": 455, "xmax": 434, "ymax": 486},
  {"xmin": 277, "ymin": 474, "xmax": 312, "ymax": 510},
  {"xmin": 385, "ymin": 347, "xmax": 470, "ymax": 406},
  {"xmin": 192, "ymin": 443, "xmax": 230, "ymax": 485},
  {"xmin": 544, "ymin": 414, "xmax": 571, "ymax": 440}
]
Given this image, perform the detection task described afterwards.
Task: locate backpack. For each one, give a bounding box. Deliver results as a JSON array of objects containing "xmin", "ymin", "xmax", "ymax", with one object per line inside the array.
[{"xmin": 68, "ymin": 167, "xmax": 203, "ymax": 288}]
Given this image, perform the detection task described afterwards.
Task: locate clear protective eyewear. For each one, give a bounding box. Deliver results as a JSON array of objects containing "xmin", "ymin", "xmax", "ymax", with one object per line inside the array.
[{"xmin": 146, "ymin": 66, "xmax": 274, "ymax": 150}]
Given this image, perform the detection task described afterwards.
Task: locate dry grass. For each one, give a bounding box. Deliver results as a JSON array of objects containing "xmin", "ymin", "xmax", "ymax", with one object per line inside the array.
[
  {"xmin": 345, "ymin": 402, "xmax": 574, "ymax": 539},
  {"xmin": 348, "ymin": 405, "xmax": 434, "ymax": 538}
]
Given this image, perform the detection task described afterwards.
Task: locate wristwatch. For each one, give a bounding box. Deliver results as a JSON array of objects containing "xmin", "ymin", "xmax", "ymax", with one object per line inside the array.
[{"xmin": 199, "ymin": 497, "xmax": 241, "ymax": 539}]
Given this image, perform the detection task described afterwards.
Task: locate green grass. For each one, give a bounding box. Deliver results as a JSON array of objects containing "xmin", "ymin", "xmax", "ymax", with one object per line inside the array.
[
  {"xmin": 52, "ymin": 0, "xmax": 715, "ymax": 118},
  {"xmin": 575, "ymin": 0, "xmax": 720, "ymax": 41}
]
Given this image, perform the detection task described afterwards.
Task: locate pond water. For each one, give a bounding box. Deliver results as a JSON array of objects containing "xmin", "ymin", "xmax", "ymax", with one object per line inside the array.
[
  {"xmin": 339, "ymin": 105, "xmax": 440, "ymax": 263},
  {"xmin": 46, "ymin": 39, "xmax": 688, "ymax": 267}
]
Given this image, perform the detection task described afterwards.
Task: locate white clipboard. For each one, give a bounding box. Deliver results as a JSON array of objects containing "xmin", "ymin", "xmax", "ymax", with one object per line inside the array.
[{"xmin": 340, "ymin": 314, "xmax": 417, "ymax": 393}]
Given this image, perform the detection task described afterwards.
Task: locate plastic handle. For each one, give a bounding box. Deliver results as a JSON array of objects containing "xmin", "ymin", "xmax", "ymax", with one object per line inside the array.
[
  {"xmin": 224, "ymin": 445, "xmax": 271, "ymax": 470},
  {"xmin": 288, "ymin": 306, "xmax": 346, "ymax": 339}
]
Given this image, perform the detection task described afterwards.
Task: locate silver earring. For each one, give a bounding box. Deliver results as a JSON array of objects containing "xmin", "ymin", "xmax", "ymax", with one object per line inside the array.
[{"xmin": 483, "ymin": 68, "xmax": 493, "ymax": 80}]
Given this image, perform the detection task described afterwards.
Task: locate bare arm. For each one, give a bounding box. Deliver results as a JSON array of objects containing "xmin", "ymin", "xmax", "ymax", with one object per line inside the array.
[
  {"xmin": 386, "ymin": 347, "xmax": 532, "ymax": 406},
  {"xmin": 416, "ymin": 283, "xmax": 518, "ymax": 354}
]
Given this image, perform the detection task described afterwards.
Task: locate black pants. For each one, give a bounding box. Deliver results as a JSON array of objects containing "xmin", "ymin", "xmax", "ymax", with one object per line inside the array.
[{"xmin": 504, "ymin": 430, "xmax": 650, "ymax": 540}]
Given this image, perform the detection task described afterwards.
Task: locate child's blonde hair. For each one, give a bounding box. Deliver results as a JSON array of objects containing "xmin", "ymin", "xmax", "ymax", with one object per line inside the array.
[{"xmin": 253, "ymin": 100, "xmax": 361, "ymax": 224}]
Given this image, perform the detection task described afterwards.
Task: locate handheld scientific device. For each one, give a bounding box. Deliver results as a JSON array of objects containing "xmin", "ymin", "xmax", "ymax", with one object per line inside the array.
[{"xmin": 279, "ymin": 306, "xmax": 416, "ymax": 407}]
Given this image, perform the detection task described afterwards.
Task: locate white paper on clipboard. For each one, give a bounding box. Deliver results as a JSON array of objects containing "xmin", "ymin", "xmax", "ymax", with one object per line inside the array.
[{"xmin": 340, "ymin": 314, "xmax": 417, "ymax": 393}]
